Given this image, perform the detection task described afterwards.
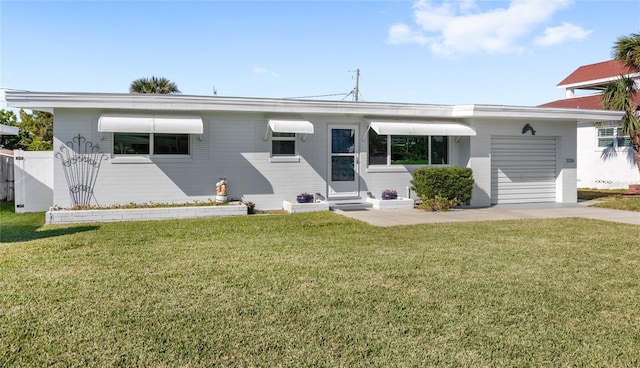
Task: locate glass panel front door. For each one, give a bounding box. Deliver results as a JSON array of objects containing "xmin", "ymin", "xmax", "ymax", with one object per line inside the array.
[{"xmin": 328, "ymin": 126, "xmax": 358, "ymax": 197}]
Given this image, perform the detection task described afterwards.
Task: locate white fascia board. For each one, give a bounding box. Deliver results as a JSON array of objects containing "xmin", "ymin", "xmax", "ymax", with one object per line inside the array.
[
  {"xmin": 4, "ymin": 92, "xmax": 457, "ymax": 118},
  {"xmin": 453, "ymin": 104, "xmax": 624, "ymax": 122},
  {"xmin": 557, "ymin": 72, "xmax": 640, "ymax": 90},
  {"xmin": 5, "ymin": 91, "xmax": 623, "ymax": 123}
]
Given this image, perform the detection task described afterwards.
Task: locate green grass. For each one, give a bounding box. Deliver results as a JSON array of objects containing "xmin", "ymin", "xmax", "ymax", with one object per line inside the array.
[
  {"xmin": 2, "ymin": 201, "xmax": 640, "ymax": 366},
  {"xmin": 579, "ymin": 188, "xmax": 640, "ymax": 211}
]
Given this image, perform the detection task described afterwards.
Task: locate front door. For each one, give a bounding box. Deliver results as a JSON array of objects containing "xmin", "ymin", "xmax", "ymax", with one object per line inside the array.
[{"xmin": 328, "ymin": 125, "xmax": 359, "ymax": 197}]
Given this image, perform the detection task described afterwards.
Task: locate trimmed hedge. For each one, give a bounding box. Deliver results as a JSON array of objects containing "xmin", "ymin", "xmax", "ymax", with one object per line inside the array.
[{"xmin": 411, "ymin": 167, "xmax": 474, "ymax": 205}]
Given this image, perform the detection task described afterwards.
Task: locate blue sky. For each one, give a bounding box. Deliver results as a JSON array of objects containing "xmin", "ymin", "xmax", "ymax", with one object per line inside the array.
[{"xmin": 1, "ymin": 0, "xmax": 639, "ymax": 107}]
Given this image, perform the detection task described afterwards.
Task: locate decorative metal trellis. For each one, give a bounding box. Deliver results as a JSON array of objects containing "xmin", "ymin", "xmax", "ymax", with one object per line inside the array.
[{"xmin": 54, "ymin": 134, "xmax": 108, "ymax": 207}]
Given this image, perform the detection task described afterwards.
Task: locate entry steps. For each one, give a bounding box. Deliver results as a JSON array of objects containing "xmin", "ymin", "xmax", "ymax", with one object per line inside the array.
[{"xmin": 327, "ymin": 197, "xmax": 373, "ymax": 211}]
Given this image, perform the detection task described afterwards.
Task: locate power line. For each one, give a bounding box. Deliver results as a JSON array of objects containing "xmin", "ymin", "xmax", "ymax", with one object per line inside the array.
[{"xmin": 284, "ymin": 92, "xmax": 352, "ymax": 100}]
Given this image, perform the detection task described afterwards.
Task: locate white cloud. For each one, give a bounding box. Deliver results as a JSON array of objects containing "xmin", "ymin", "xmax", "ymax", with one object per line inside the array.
[
  {"xmin": 388, "ymin": 23, "xmax": 429, "ymax": 45},
  {"xmin": 388, "ymin": 0, "xmax": 585, "ymax": 57},
  {"xmin": 534, "ymin": 22, "xmax": 591, "ymax": 46},
  {"xmin": 253, "ymin": 66, "xmax": 279, "ymax": 77}
]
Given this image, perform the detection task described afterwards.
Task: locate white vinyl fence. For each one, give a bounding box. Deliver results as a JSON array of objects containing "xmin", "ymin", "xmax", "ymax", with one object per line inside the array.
[{"xmin": 13, "ymin": 150, "xmax": 54, "ymax": 213}]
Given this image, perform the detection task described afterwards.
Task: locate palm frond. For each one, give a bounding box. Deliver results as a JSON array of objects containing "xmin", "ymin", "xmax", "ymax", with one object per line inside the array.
[{"xmin": 612, "ymin": 32, "xmax": 640, "ymax": 71}]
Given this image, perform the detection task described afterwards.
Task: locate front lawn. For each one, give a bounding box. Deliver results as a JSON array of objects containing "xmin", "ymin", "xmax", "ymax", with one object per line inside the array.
[
  {"xmin": 1, "ymin": 202, "xmax": 640, "ymax": 366},
  {"xmin": 578, "ymin": 188, "xmax": 640, "ymax": 211}
]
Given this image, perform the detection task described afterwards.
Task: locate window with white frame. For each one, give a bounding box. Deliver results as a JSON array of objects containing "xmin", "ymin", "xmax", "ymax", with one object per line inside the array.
[
  {"xmin": 271, "ymin": 132, "xmax": 296, "ymax": 156},
  {"xmin": 368, "ymin": 130, "xmax": 449, "ymax": 165},
  {"xmin": 597, "ymin": 127, "xmax": 631, "ymax": 148},
  {"xmin": 113, "ymin": 133, "xmax": 190, "ymax": 155}
]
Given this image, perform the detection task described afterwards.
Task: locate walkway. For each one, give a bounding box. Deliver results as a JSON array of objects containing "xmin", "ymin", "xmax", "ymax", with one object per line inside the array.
[{"xmin": 334, "ymin": 201, "xmax": 640, "ymax": 227}]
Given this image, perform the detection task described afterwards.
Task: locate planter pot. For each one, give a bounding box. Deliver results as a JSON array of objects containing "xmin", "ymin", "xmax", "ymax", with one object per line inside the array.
[
  {"xmin": 296, "ymin": 194, "xmax": 314, "ymax": 203},
  {"xmin": 381, "ymin": 192, "xmax": 398, "ymax": 200},
  {"xmin": 367, "ymin": 197, "xmax": 414, "ymax": 210}
]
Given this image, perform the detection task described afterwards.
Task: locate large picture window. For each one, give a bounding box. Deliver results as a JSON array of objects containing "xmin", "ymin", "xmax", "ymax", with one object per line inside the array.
[
  {"xmin": 598, "ymin": 127, "xmax": 631, "ymax": 148},
  {"xmin": 113, "ymin": 133, "xmax": 190, "ymax": 155},
  {"xmin": 368, "ymin": 130, "xmax": 448, "ymax": 165}
]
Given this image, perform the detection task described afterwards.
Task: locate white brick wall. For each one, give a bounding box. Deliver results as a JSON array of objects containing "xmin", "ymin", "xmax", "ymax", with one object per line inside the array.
[{"xmin": 46, "ymin": 204, "xmax": 248, "ymax": 224}]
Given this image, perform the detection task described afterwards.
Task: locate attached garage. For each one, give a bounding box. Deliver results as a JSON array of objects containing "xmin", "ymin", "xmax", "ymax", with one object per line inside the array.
[{"xmin": 491, "ymin": 136, "xmax": 558, "ymax": 204}]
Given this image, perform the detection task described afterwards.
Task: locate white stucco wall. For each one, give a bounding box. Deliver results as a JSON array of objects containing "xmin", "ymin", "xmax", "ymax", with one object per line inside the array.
[{"xmin": 576, "ymin": 122, "xmax": 640, "ymax": 189}]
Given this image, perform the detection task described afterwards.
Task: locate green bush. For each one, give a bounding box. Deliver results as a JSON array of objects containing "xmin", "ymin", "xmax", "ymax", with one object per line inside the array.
[
  {"xmin": 417, "ymin": 195, "xmax": 460, "ymax": 212},
  {"xmin": 411, "ymin": 166, "xmax": 473, "ymax": 208}
]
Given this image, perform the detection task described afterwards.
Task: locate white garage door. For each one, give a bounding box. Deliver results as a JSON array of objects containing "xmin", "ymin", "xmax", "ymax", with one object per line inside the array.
[{"xmin": 491, "ymin": 136, "xmax": 557, "ymax": 204}]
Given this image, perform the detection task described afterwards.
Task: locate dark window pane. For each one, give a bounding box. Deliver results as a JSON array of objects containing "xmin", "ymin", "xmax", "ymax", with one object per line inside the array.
[
  {"xmin": 598, "ymin": 128, "xmax": 614, "ymax": 137},
  {"xmin": 391, "ymin": 135, "xmax": 428, "ymax": 165},
  {"xmin": 331, "ymin": 156, "xmax": 354, "ymax": 181},
  {"xmin": 272, "ymin": 132, "xmax": 295, "ymax": 138},
  {"xmin": 368, "ymin": 130, "xmax": 387, "ymax": 165},
  {"xmin": 154, "ymin": 134, "xmax": 189, "ymax": 155},
  {"xmin": 598, "ymin": 138, "xmax": 614, "ymax": 147},
  {"xmin": 617, "ymin": 137, "xmax": 632, "ymax": 147},
  {"xmin": 430, "ymin": 136, "xmax": 448, "ymax": 164},
  {"xmin": 272, "ymin": 140, "xmax": 295, "ymax": 155},
  {"xmin": 332, "ymin": 129, "xmax": 355, "ymax": 154},
  {"xmin": 114, "ymin": 133, "xmax": 150, "ymax": 154}
]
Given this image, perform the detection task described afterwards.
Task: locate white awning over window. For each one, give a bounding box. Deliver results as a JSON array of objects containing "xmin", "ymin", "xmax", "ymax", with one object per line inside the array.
[
  {"xmin": 98, "ymin": 114, "xmax": 203, "ymax": 134},
  {"xmin": 267, "ymin": 119, "xmax": 314, "ymax": 134},
  {"xmin": 369, "ymin": 121, "xmax": 476, "ymax": 136},
  {"xmin": 0, "ymin": 123, "xmax": 19, "ymax": 136}
]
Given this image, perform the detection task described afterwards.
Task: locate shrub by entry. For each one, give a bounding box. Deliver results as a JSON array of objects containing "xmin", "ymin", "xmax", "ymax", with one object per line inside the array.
[{"xmin": 411, "ymin": 167, "xmax": 473, "ymax": 211}]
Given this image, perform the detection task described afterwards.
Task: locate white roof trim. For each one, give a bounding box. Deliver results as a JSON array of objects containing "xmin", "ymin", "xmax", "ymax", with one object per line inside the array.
[
  {"xmin": 0, "ymin": 123, "xmax": 19, "ymax": 136},
  {"xmin": 268, "ymin": 119, "xmax": 314, "ymax": 134},
  {"xmin": 5, "ymin": 91, "xmax": 625, "ymax": 123},
  {"xmin": 98, "ymin": 113, "xmax": 203, "ymax": 134},
  {"xmin": 369, "ymin": 121, "xmax": 476, "ymax": 136}
]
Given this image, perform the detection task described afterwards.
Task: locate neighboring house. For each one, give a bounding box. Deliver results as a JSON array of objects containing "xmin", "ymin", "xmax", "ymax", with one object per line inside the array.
[
  {"xmin": 5, "ymin": 91, "xmax": 622, "ymax": 211},
  {"xmin": 540, "ymin": 60, "xmax": 640, "ymax": 189}
]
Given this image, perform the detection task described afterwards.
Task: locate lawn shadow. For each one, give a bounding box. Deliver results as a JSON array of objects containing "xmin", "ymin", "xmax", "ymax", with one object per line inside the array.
[{"xmin": 0, "ymin": 224, "xmax": 99, "ymax": 243}]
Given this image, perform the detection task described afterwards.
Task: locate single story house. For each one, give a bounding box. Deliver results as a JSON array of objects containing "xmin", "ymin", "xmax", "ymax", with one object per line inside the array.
[
  {"xmin": 540, "ymin": 60, "xmax": 640, "ymax": 189},
  {"xmin": 6, "ymin": 91, "xmax": 622, "ymax": 211}
]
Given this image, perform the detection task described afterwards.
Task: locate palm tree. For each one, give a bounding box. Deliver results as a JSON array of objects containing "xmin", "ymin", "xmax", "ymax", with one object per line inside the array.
[
  {"xmin": 612, "ymin": 32, "xmax": 640, "ymax": 70},
  {"xmin": 602, "ymin": 33, "xmax": 640, "ymax": 172},
  {"xmin": 129, "ymin": 76, "xmax": 181, "ymax": 94}
]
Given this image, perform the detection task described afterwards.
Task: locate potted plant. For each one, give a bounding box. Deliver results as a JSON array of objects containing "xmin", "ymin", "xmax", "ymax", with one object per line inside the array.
[
  {"xmin": 296, "ymin": 192, "xmax": 314, "ymax": 203},
  {"xmin": 381, "ymin": 189, "xmax": 398, "ymax": 200},
  {"xmin": 244, "ymin": 201, "xmax": 256, "ymax": 214}
]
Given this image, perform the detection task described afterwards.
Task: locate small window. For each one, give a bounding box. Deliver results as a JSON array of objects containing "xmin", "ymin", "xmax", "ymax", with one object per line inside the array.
[
  {"xmin": 598, "ymin": 127, "xmax": 630, "ymax": 148},
  {"xmin": 272, "ymin": 132, "xmax": 296, "ymax": 156},
  {"xmin": 113, "ymin": 133, "xmax": 189, "ymax": 155}
]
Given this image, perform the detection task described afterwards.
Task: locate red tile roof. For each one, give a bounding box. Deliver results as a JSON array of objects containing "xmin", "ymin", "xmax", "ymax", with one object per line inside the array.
[
  {"xmin": 557, "ymin": 60, "xmax": 637, "ymax": 87},
  {"xmin": 539, "ymin": 93, "xmax": 640, "ymax": 109}
]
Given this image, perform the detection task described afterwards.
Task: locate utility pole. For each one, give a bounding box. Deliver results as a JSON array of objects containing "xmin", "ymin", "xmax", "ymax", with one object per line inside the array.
[{"xmin": 353, "ymin": 68, "xmax": 360, "ymax": 102}]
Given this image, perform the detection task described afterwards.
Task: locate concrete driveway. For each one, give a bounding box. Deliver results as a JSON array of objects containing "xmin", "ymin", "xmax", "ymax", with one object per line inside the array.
[{"xmin": 334, "ymin": 201, "xmax": 640, "ymax": 227}]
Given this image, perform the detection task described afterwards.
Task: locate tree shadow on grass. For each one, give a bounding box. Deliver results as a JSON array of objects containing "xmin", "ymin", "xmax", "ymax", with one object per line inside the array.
[{"xmin": 0, "ymin": 224, "xmax": 99, "ymax": 243}]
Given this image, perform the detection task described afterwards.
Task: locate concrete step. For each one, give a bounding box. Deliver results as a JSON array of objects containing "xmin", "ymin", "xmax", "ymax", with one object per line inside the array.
[{"xmin": 328, "ymin": 199, "xmax": 373, "ymax": 211}]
